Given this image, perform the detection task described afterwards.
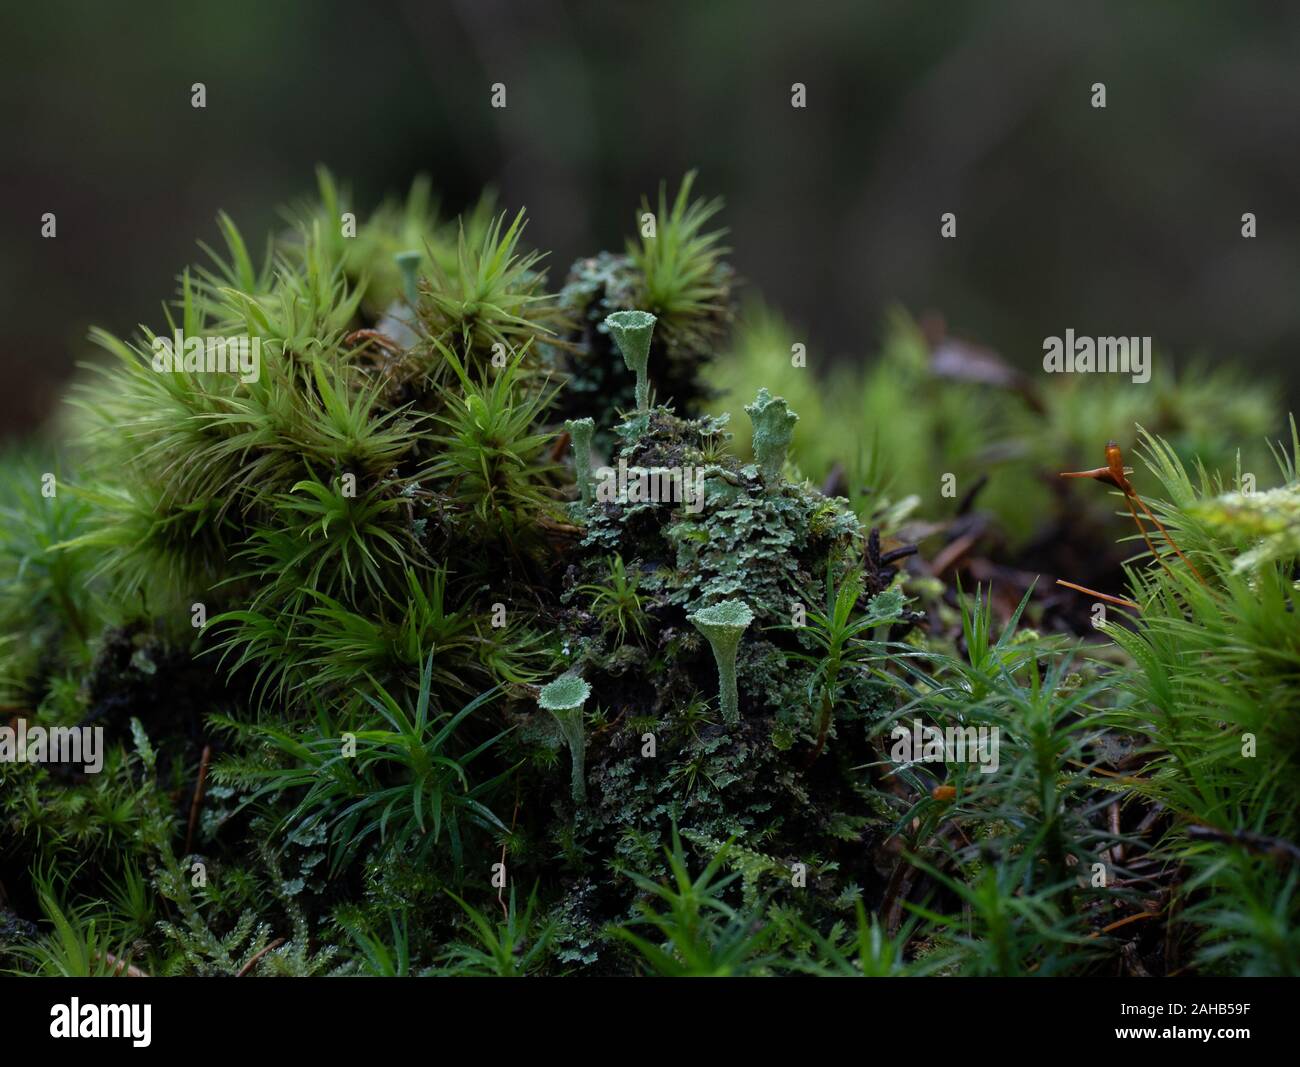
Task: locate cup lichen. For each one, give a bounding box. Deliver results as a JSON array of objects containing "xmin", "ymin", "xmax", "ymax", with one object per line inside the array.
[
  {"xmin": 745, "ymin": 387, "xmax": 798, "ymax": 486},
  {"xmin": 538, "ymin": 674, "xmax": 592, "ymax": 804},
  {"xmin": 687, "ymin": 598, "xmax": 754, "ymax": 725},
  {"xmin": 604, "ymin": 310, "xmax": 657, "ymax": 411},
  {"xmin": 565, "ymin": 417, "xmax": 596, "ymax": 510}
]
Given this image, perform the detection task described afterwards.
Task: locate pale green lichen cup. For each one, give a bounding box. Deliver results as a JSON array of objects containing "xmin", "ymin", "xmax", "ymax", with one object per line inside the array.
[
  {"xmin": 745, "ymin": 387, "xmax": 798, "ymax": 486},
  {"xmin": 538, "ymin": 675, "xmax": 592, "ymax": 804},
  {"xmin": 605, "ymin": 310, "xmax": 658, "ymax": 411},
  {"xmin": 687, "ymin": 599, "xmax": 754, "ymax": 725}
]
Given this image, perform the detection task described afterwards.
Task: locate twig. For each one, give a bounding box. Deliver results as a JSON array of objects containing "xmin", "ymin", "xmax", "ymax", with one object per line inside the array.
[
  {"xmin": 1127, "ymin": 489, "xmax": 1206, "ymax": 585},
  {"xmin": 930, "ymin": 531, "xmax": 980, "ymax": 577},
  {"xmin": 344, "ymin": 328, "xmax": 403, "ymax": 356},
  {"xmin": 1091, "ymin": 910, "xmax": 1161, "ymax": 938},
  {"xmin": 1055, "ymin": 579, "xmax": 1140, "ymax": 611},
  {"xmin": 184, "ymin": 744, "xmax": 212, "ymax": 856},
  {"xmin": 1105, "ymin": 801, "xmax": 1125, "ymax": 866},
  {"xmin": 882, "ymin": 858, "xmax": 922, "ymax": 938},
  {"xmin": 236, "ymin": 937, "xmax": 285, "ymax": 977},
  {"xmin": 881, "ymin": 825, "xmax": 960, "ymax": 937},
  {"xmin": 1121, "ymin": 492, "xmax": 1175, "ymax": 581},
  {"xmin": 549, "ymin": 430, "xmax": 572, "ymax": 463}
]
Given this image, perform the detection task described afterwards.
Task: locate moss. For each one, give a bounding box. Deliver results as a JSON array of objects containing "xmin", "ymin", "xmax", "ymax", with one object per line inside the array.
[
  {"xmin": 548, "ymin": 230, "xmax": 730, "ymax": 448},
  {"xmin": 4, "ymin": 168, "xmax": 1294, "ymax": 979},
  {"xmin": 1188, "ymin": 483, "xmax": 1300, "ymax": 572}
]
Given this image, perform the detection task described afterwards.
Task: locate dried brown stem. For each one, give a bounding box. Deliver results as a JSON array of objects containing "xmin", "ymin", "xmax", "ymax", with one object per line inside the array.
[
  {"xmin": 184, "ymin": 744, "xmax": 212, "ymax": 856},
  {"xmin": 1127, "ymin": 488, "xmax": 1206, "ymax": 584},
  {"xmin": 1054, "ymin": 579, "xmax": 1140, "ymax": 611},
  {"xmin": 236, "ymin": 937, "xmax": 285, "ymax": 977}
]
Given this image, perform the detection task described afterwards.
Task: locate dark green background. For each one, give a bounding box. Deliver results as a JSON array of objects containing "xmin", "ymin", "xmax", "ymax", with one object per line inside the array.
[{"xmin": 3, "ymin": 0, "xmax": 1298, "ymax": 438}]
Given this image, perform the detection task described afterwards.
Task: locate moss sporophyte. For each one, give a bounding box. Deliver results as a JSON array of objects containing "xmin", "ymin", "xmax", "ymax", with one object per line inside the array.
[
  {"xmin": 687, "ymin": 599, "xmax": 754, "ymax": 724},
  {"xmin": 538, "ymin": 675, "xmax": 591, "ymax": 804}
]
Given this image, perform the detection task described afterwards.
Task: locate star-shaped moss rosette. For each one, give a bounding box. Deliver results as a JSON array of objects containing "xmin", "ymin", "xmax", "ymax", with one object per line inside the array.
[
  {"xmin": 604, "ymin": 310, "xmax": 657, "ymax": 411},
  {"xmin": 687, "ymin": 599, "xmax": 754, "ymax": 725},
  {"xmin": 745, "ymin": 387, "xmax": 798, "ymax": 487},
  {"xmin": 565, "ymin": 417, "xmax": 596, "ymax": 511},
  {"xmin": 538, "ymin": 675, "xmax": 592, "ymax": 804},
  {"xmin": 394, "ymin": 249, "xmax": 423, "ymax": 306}
]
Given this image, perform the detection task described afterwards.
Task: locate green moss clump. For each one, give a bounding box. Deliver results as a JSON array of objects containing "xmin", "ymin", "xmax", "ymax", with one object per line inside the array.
[
  {"xmin": 4, "ymin": 168, "xmax": 1294, "ymax": 979},
  {"xmin": 548, "ymin": 174, "xmax": 733, "ymax": 445},
  {"xmin": 1188, "ymin": 483, "xmax": 1300, "ymax": 572}
]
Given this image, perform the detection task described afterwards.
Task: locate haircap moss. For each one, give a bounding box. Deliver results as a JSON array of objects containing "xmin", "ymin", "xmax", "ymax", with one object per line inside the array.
[
  {"xmin": 605, "ymin": 310, "xmax": 657, "ymax": 411},
  {"xmin": 539, "ymin": 675, "xmax": 592, "ymax": 804},
  {"xmin": 687, "ymin": 598, "xmax": 753, "ymax": 725},
  {"xmin": 745, "ymin": 387, "xmax": 798, "ymax": 486}
]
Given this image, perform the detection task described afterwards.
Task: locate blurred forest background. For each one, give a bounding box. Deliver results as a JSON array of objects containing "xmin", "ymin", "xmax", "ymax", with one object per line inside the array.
[{"xmin": 3, "ymin": 0, "xmax": 1299, "ymax": 440}]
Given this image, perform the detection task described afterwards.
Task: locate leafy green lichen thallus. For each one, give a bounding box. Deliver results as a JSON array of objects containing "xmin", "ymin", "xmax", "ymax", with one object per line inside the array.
[
  {"xmin": 538, "ymin": 675, "xmax": 591, "ymax": 804},
  {"xmin": 604, "ymin": 310, "xmax": 657, "ymax": 411},
  {"xmin": 687, "ymin": 599, "xmax": 754, "ymax": 725},
  {"xmin": 565, "ymin": 417, "xmax": 596, "ymax": 509},
  {"xmin": 395, "ymin": 250, "xmax": 423, "ymax": 307},
  {"xmin": 745, "ymin": 387, "xmax": 798, "ymax": 486}
]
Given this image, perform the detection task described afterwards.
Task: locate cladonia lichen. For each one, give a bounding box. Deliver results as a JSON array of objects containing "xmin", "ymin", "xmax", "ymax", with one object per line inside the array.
[
  {"xmin": 745, "ymin": 387, "xmax": 798, "ymax": 486},
  {"xmin": 539, "ymin": 675, "xmax": 592, "ymax": 804},
  {"xmin": 565, "ymin": 417, "xmax": 596, "ymax": 510},
  {"xmin": 605, "ymin": 310, "xmax": 657, "ymax": 411},
  {"xmin": 687, "ymin": 599, "xmax": 754, "ymax": 725}
]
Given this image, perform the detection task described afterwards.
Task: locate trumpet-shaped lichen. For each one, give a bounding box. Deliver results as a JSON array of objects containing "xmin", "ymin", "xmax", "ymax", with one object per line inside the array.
[
  {"xmin": 687, "ymin": 599, "xmax": 754, "ymax": 725},
  {"xmin": 745, "ymin": 388, "xmax": 798, "ymax": 486},
  {"xmin": 539, "ymin": 675, "xmax": 592, "ymax": 804},
  {"xmin": 565, "ymin": 417, "xmax": 596, "ymax": 510},
  {"xmin": 605, "ymin": 310, "xmax": 657, "ymax": 411}
]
